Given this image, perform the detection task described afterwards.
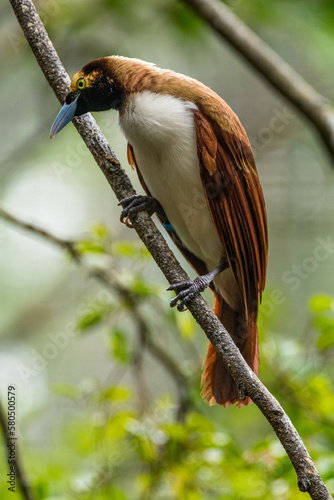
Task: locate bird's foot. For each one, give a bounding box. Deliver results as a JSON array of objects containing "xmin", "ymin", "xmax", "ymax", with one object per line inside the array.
[
  {"xmin": 167, "ymin": 275, "xmax": 211, "ymax": 312},
  {"xmin": 167, "ymin": 260, "xmax": 229, "ymax": 312},
  {"xmin": 118, "ymin": 195, "xmax": 161, "ymax": 227}
]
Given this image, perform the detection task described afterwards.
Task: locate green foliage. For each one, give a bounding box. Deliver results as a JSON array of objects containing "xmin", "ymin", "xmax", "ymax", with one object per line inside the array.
[
  {"xmin": 176, "ymin": 311, "xmax": 196, "ymax": 339},
  {"xmin": 112, "ymin": 240, "xmax": 150, "ymax": 260},
  {"xmin": 4, "ymin": 266, "xmax": 332, "ymax": 499},
  {"xmin": 77, "ymin": 224, "xmax": 112, "ymax": 255},
  {"xmin": 3, "ymin": 217, "xmax": 334, "ymax": 498},
  {"xmin": 309, "ymin": 295, "xmax": 334, "ymax": 350},
  {"xmin": 165, "ymin": 2, "xmax": 204, "ymax": 37},
  {"xmin": 77, "ymin": 301, "xmax": 112, "ymax": 331},
  {"xmin": 109, "ymin": 328, "xmax": 130, "ymax": 363}
]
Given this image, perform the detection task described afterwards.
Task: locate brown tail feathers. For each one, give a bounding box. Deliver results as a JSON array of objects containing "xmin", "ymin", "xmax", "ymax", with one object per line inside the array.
[{"xmin": 201, "ymin": 294, "xmax": 259, "ymax": 407}]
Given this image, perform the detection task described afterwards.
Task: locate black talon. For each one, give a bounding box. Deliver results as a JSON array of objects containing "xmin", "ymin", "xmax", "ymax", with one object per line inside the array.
[
  {"xmin": 168, "ymin": 259, "xmax": 229, "ymax": 310},
  {"xmin": 167, "ymin": 281, "xmax": 192, "ymax": 292},
  {"xmin": 169, "ymin": 276, "xmax": 208, "ymax": 309},
  {"xmin": 118, "ymin": 195, "xmax": 167, "ymax": 226}
]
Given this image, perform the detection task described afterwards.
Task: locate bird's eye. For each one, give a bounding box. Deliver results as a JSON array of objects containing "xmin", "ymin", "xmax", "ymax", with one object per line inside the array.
[{"xmin": 77, "ymin": 78, "xmax": 86, "ymax": 90}]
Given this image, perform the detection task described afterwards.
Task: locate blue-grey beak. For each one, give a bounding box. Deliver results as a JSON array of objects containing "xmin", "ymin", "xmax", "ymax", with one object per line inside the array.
[{"xmin": 50, "ymin": 95, "xmax": 79, "ymax": 138}]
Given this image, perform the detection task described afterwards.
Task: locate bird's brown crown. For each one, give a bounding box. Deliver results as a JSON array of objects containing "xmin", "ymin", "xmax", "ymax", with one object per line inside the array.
[{"xmin": 69, "ymin": 69, "xmax": 102, "ymax": 93}]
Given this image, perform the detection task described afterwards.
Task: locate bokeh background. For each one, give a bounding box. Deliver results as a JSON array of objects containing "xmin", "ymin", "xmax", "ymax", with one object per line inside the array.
[{"xmin": 1, "ymin": 0, "xmax": 334, "ymax": 498}]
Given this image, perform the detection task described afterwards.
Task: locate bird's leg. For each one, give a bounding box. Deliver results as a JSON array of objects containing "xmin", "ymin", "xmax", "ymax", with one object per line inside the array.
[
  {"xmin": 118, "ymin": 195, "xmax": 168, "ymax": 227},
  {"xmin": 168, "ymin": 259, "xmax": 229, "ymax": 311}
]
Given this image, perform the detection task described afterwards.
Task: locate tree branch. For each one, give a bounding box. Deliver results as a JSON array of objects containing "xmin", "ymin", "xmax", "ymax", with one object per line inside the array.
[
  {"xmin": 0, "ymin": 400, "xmax": 35, "ymax": 500},
  {"xmin": 8, "ymin": 0, "xmax": 331, "ymax": 497},
  {"xmin": 183, "ymin": 0, "xmax": 334, "ymax": 161},
  {"xmin": 0, "ymin": 206, "xmax": 80, "ymax": 261},
  {"xmin": 0, "ymin": 205, "xmax": 191, "ymax": 419}
]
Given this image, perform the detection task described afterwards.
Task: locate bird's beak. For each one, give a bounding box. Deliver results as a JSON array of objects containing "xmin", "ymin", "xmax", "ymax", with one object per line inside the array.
[{"xmin": 50, "ymin": 95, "xmax": 79, "ymax": 139}]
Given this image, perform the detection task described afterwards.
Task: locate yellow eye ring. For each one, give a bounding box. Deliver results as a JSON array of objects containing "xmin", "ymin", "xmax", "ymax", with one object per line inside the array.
[{"xmin": 77, "ymin": 78, "xmax": 86, "ymax": 90}]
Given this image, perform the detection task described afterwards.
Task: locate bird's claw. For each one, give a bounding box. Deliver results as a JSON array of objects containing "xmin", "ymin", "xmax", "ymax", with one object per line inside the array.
[
  {"xmin": 118, "ymin": 195, "xmax": 152, "ymax": 228},
  {"xmin": 167, "ymin": 277, "xmax": 208, "ymax": 312}
]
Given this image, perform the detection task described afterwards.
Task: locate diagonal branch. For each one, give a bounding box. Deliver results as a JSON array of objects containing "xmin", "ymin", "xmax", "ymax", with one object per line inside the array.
[
  {"xmin": 8, "ymin": 0, "xmax": 331, "ymax": 497},
  {"xmin": 0, "ymin": 206, "xmax": 80, "ymax": 260},
  {"xmin": 183, "ymin": 0, "xmax": 334, "ymax": 161}
]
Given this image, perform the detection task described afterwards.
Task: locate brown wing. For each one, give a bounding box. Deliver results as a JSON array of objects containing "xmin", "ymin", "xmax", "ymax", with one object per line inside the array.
[
  {"xmin": 127, "ymin": 143, "xmax": 210, "ymax": 278},
  {"xmin": 193, "ymin": 110, "xmax": 268, "ymax": 318}
]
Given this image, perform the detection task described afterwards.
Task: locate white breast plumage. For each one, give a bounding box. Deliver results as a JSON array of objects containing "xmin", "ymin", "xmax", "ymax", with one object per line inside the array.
[{"xmin": 119, "ymin": 90, "xmax": 224, "ymax": 271}]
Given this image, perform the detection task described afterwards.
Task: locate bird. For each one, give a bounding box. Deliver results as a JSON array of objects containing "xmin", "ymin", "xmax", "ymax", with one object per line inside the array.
[{"xmin": 50, "ymin": 56, "xmax": 268, "ymax": 407}]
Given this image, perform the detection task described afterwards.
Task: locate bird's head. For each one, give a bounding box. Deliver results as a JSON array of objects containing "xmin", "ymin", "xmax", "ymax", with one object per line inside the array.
[{"xmin": 50, "ymin": 58, "xmax": 126, "ymax": 138}]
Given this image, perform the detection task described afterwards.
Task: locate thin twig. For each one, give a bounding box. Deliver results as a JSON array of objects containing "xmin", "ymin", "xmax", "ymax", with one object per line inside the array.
[
  {"xmin": 183, "ymin": 0, "xmax": 334, "ymax": 161},
  {"xmin": 8, "ymin": 0, "xmax": 332, "ymax": 497},
  {"xmin": 130, "ymin": 305, "xmax": 191, "ymax": 421},
  {"xmin": 0, "ymin": 205, "xmax": 190, "ymax": 418},
  {"xmin": 130, "ymin": 332, "xmax": 149, "ymax": 416},
  {"xmin": 0, "ymin": 400, "xmax": 35, "ymax": 500},
  {"xmin": 0, "ymin": 206, "xmax": 80, "ymax": 261}
]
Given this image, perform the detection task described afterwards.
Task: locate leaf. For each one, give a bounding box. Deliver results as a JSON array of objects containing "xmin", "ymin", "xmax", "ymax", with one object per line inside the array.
[
  {"xmin": 77, "ymin": 301, "xmax": 111, "ymax": 332},
  {"xmin": 52, "ymin": 384, "xmax": 79, "ymax": 400},
  {"xmin": 176, "ymin": 312, "xmax": 195, "ymax": 339},
  {"xmin": 307, "ymin": 374, "xmax": 334, "ymax": 417},
  {"xmin": 314, "ymin": 316, "xmax": 334, "ymax": 349},
  {"xmin": 77, "ymin": 240, "xmax": 106, "ymax": 254},
  {"xmin": 103, "ymin": 488, "xmax": 128, "ymax": 500},
  {"xmin": 107, "ymin": 411, "xmax": 135, "ymax": 440},
  {"xmin": 167, "ymin": 3, "xmax": 203, "ymax": 36},
  {"xmin": 309, "ymin": 295, "xmax": 333, "ymax": 313},
  {"xmin": 101, "ymin": 386, "xmax": 131, "ymax": 402},
  {"xmin": 128, "ymin": 277, "xmax": 159, "ymax": 297},
  {"xmin": 78, "ymin": 310, "xmax": 104, "ymax": 331},
  {"xmin": 110, "ymin": 329, "xmax": 130, "ymax": 363},
  {"xmin": 186, "ymin": 412, "xmax": 214, "ymax": 434},
  {"xmin": 34, "ymin": 479, "xmax": 49, "ymax": 499},
  {"xmin": 317, "ymin": 333, "xmax": 334, "ymax": 351},
  {"xmin": 91, "ymin": 223, "xmax": 110, "ymax": 239},
  {"xmin": 112, "ymin": 240, "xmax": 150, "ymax": 259}
]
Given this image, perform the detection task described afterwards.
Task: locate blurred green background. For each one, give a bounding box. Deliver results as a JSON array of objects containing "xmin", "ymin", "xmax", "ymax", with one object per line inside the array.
[{"xmin": 1, "ymin": 0, "xmax": 334, "ymax": 498}]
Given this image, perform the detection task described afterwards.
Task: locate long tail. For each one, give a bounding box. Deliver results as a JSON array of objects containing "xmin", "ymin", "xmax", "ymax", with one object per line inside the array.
[{"xmin": 201, "ymin": 293, "xmax": 259, "ymax": 407}]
